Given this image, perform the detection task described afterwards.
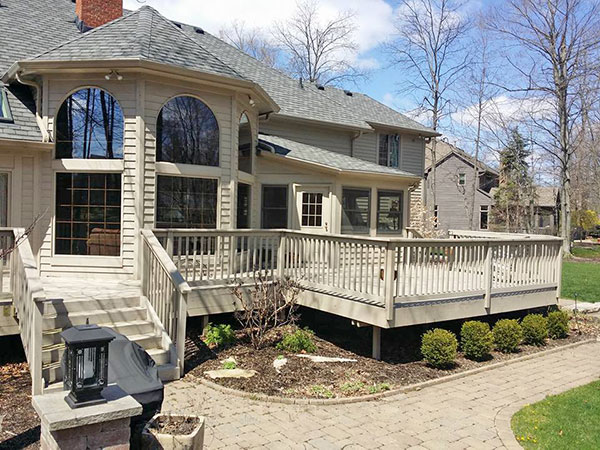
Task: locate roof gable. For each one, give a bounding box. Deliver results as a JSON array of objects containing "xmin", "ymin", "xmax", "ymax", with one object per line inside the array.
[{"xmin": 28, "ymin": 7, "xmax": 244, "ymax": 81}]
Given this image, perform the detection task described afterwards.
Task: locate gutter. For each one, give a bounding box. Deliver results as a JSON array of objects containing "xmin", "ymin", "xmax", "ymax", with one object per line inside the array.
[{"xmin": 15, "ymin": 72, "xmax": 49, "ymax": 143}]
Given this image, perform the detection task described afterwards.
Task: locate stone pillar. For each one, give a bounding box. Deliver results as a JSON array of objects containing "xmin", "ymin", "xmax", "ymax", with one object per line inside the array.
[{"xmin": 33, "ymin": 385, "xmax": 142, "ymax": 450}]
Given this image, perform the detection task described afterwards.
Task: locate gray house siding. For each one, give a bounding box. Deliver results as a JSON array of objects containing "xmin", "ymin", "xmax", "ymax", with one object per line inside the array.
[
  {"xmin": 261, "ymin": 116, "xmax": 426, "ymax": 177},
  {"xmin": 424, "ymin": 154, "xmax": 493, "ymax": 231}
]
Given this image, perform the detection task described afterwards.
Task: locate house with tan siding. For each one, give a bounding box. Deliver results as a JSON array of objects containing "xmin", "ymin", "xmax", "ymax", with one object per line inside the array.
[{"xmin": 0, "ymin": 0, "xmax": 563, "ymax": 394}]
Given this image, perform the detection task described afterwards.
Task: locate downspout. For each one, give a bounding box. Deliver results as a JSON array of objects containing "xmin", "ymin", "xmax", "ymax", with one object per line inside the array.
[
  {"xmin": 350, "ymin": 131, "xmax": 363, "ymax": 158},
  {"xmin": 15, "ymin": 72, "xmax": 49, "ymax": 143}
]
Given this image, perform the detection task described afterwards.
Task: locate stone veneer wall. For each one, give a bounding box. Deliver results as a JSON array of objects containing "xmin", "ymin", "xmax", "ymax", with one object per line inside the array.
[{"xmin": 40, "ymin": 417, "xmax": 131, "ymax": 450}]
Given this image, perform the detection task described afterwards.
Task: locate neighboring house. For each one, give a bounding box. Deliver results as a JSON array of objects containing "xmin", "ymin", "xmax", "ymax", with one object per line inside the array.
[
  {"xmin": 533, "ymin": 187, "xmax": 559, "ymax": 235},
  {"xmin": 416, "ymin": 141, "xmax": 499, "ymax": 232}
]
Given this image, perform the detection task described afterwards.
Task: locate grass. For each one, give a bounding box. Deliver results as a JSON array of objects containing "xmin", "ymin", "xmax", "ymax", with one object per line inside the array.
[
  {"xmin": 511, "ymin": 380, "xmax": 600, "ymax": 449},
  {"xmin": 572, "ymin": 245, "xmax": 600, "ymax": 259},
  {"xmin": 561, "ymin": 260, "xmax": 600, "ymax": 303}
]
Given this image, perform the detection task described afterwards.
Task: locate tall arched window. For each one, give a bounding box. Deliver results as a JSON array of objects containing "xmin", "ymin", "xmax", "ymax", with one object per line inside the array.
[
  {"xmin": 238, "ymin": 113, "xmax": 252, "ymax": 173},
  {"xmin": 157, "ymin": 96, "xmax": 219, "ymax": 166},
  {"xmin": 56, "ymin": 88, "xmax": 124, "ymax": 159}
]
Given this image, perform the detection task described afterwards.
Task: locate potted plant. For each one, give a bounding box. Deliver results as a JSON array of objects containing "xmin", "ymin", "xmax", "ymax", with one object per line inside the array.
[{"xmin": 141, "ymin": 413, "xmax": 205, "ymax": 450}]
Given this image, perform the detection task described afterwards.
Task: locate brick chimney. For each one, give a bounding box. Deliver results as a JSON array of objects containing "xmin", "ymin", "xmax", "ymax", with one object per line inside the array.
[{"xmin": 76, "ymin": 0, "xmax": 123, "ymax": 31}]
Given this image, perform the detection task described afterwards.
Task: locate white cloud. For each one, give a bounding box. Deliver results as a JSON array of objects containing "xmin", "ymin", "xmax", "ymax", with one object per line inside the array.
[{"xmin": 123, "ymin": 0, "xmax": 395, "ymax": 55}]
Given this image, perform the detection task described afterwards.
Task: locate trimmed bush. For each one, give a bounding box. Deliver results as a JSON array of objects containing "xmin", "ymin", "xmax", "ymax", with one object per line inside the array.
[
  {"xmin": 421, "ymin": 328, "xmax": 458, "ymax": 369},
  {"xmin": 204, "ymin": 323, "xmax": 236, "ymax": 347},
  {"xmin": 547, "ymin": 310, "xmax": 569, "ymax": 339},
  {"xmin": 460, "ymin": 321, "xmax": 493, "ymax": 361},
  {"xmin": 276, "ymin": 328, "xmax": 317, "ymax": 353},
  {"xmin": 493, "ymin": 319, "xmax": 522, "ymax": 353},
  {"xmin": 521, "ymin": 314, "xmax": 548, "ymax": 346}
]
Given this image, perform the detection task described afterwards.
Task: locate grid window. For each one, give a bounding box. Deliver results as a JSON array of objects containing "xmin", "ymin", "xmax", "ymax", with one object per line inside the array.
[
  {"xmin": 156, "ymin": 176, "xmax": 218, "ymax": 229},
  {"xmin": 55, "ymin": 173, "xmax": 121, "ymax": 256},
  {"xmin": 377, "ymin": 190, "xmax": 403, "ymax": 233},
  {"xmin": 342, "ymin": 188, "xmax": 370, "ymax": 234},
  {"xmin": 378, "ymin": 134, "xmax": 400, "ymax": 168},
  {"xmin": 458, "ymin": 172, "xmax": 466, "ymax": 185},
  {"xmin": 262, "ymin": 185, "xmax": 288, "ymax": 229},
  {"xmin": 301, "ymin": 193, "xmax": 323, "ymax": 227},
  {"xmin": 480, "ymin": 205, "xmax": 489, "ymax": 230}
]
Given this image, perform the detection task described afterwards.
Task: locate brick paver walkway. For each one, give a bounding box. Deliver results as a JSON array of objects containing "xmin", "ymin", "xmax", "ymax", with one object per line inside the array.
[{"xmin": 164, "ymin": 341, "xmax": 600, "ymax": 449}]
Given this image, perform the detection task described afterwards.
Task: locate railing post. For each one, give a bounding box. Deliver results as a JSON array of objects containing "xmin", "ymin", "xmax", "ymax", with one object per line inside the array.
[
  {"xmin": 484, "ymin": 241, "xmax": 493, "ymax": 310},
  {"xmin": 166, "ymin": 230, "xmax": 174, "ymax": 259},
  {"xmin": 31, "ymin": 299, "xmax": 43, "ymax": 395},
  {"xmin": 556, "ymin": 243, "xmax": 563, "ymax": 302},
  {"xmin": 277, "ymin": 232, "xmax": 286, "ymax": 279},
  {"xmin": 176, "ymin": 291, "xmax": 188, "ymax": 378},
  {"xmin": 384, "ymin": 242, "xmax": 395, "ymax": 322}
]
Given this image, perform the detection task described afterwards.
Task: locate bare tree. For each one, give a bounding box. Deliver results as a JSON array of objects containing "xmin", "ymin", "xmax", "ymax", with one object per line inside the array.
[
  {"xmin": 219, "ymin": 21, "xmax": 279, "ymax": 68},
  {"xmin": 272, "ymin": 0, "xmax": 364, "ymax": 86},
  {"xmin": 388, "ymin": 0, "xmax": 471, "ymax": 211},
  {"xmin": 488, "ymin": 0, "xmax": 600, "ymax": 254}
]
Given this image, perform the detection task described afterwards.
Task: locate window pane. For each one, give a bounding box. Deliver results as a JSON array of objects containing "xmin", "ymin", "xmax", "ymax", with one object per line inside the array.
[
  {"xmin": 389, "ymin": 135, "xmax": 399, "ymax": 168},
  {"xmin": 342, "ymin": 188, "xmax": 370, "ymax": 234},
  {"xmin": 480, "ymin": 206, "xmax": 489, "ymax": 230},
  {"xmin": 56, "ymin": 88, "xmax": 124, "ymax": 159},
  {"xmin": 156, "ymin": 176, "xmax": 218, "ymax": 229},
  {"xmin": 157, "ymin": 96, "xmax": 219, "ymax": 166},
  {"xmin": 377, "ymin": 190, "xmax": 403, "ymax": 233},
  {"xmin": 55, "ymin": 173, "xmax": 121, "ymax": 256},
  {"xmin": 237, "ymin": 183, "xmax": 251, "ymax": 229},
  {"xmin": 0, "ymin": 88, "xmax": 12, "ymax": 121},
  {"xmin": 300, "ymin": 192, "xmax": 323, "ymax": 228},
  {"xmin": 262, "ymin": 186, "xmax": 287, "ymax": 229},
  {"xmin": 378, "ymin": 134, "xmax": 389, "ymax": 166},
  {"xmin": 0, "ymin": 173, "xmax": 7, "ymax": 227},
  {"xmin": 238, "ymin": 113, "xmax": 252, "ymax": 174}
]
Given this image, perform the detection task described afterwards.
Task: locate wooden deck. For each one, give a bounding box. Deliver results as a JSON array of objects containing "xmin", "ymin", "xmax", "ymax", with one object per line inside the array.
[{"xmin": 152, "ymin": 229, "xmax": 563, "ymax": 329}]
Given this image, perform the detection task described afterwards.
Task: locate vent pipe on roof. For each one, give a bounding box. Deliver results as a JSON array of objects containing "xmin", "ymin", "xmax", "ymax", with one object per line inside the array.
[{"xmin": 75, "ymin": 0, "xmax": 123, "ymax": 32}]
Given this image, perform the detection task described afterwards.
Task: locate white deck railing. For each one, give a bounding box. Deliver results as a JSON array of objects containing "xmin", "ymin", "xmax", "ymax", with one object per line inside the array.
[
  {"xmin": 141, "ymin": 229, "xmax": 192, "ymax": 376},
  {"xmin": 5, "ymin": 228, "xmax": 46, "ymax": 395},
  {"xmin": 153, "ymin": 229, "xmax": 563, "ymax": 321}
]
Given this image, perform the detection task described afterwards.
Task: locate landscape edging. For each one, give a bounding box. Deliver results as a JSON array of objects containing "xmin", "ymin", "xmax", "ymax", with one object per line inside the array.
[{"xmin": 192, "ymin": 338, "xmax": 598, "ymax": 406}]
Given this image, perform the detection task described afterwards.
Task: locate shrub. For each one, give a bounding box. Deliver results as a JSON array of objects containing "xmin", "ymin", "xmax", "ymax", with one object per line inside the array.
[
  {"xmin": 421, "ymin": 328, "xmax": 458, "ymax": 369},
  {"xmin": 460, "ymin": 321, "xmax": 493, "ymax": 360},
  {"xmin": 547, "ymin": 310, "xmax": 569, "ymax": 339},
  {"xmin": 493, "ymin": 319, "xmax": 522, "ymax": 353},
  {"xmin": 521, "ymin": 314, "xmax": 548, "ymax": 346},
  {"xmin": 204, "ymin": 323, "xmax": 236, "ymax": 347},
  {"xmin": 276, "ymin": 328, "xmax": 317, "ymax": 353}
]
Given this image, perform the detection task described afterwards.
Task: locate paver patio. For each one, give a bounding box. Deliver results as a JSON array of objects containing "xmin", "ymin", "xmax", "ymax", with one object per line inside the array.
[{"xmin": 164, "ymin": 340, "xmax": 600, "ymax": 449}]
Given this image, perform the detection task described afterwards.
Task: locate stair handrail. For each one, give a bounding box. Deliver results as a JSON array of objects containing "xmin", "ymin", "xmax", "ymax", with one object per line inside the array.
[
  {"xmin": 10, "ymin": 227, "xmax": 46, "ymax": 395},
  {"xmin": 140, "ymin": 229, "xmax": 191, "ymax": 377}
]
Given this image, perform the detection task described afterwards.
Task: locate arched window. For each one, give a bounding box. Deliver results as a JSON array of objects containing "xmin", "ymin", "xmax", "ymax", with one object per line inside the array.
[
  {"xmin": 56, "ymin": 88, "xmax": 124, "ymax": 159},
  {"xmin": 238, "ymin": 113, "xmax": 252, "ymax": 173},
  {"xmin": 157, "ymin": 96, "xmax": 219, "ymax": 166}
]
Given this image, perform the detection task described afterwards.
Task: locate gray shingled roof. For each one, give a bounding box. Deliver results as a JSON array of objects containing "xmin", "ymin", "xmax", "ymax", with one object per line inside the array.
[
  {"xmin": 28, "ymin": 7, "xmax": 245, "ymax": 81},
  {"xmin": 258, "ymin": 134, "xmax": 419, "ymax": 178},
  {"xmin": 426, "ymin": 140, "xmax": 499, "ymax": 175},
  {"xmin": 0, "ymin": 84, "xmax": 42, "ymax": 142},
  {"xmin": 0, "ymin": 0, "xmax": 436, "ymax": 142}
]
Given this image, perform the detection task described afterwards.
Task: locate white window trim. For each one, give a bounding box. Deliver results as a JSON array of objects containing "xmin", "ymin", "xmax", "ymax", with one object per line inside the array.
[
  {"xmin": 479, "ymin": 205, "xmax": 490, "ymax": 230},
  {"xmin": 155, "ymin": 161, "xmax": 222, "ymax": 179}
]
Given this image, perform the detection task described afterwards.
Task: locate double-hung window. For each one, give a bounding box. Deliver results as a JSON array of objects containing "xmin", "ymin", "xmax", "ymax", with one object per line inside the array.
[
  {"xmin": 341, "ymin": 188, "xmax": 370, "ymax": 234},
  {"xmin": 480, "ymin": 205, "xmax": 489, "ymax": 230},
  {"xmin": 377, "ymin": 190, "xmax": 403, "ymax": 233},
  {"xmin": 378, "ymin": 134, "xmax": 400, "ymax": 168},
  {"xmin": 262, "ymin": 185, "xmax": 288, "ymax": 229}
]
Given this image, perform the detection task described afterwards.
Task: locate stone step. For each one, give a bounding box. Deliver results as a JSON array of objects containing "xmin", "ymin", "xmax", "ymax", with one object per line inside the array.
[
  {"xmin": 42, "ymin": 296, "xmax": 142, "ymax": 316},
  {"xmin": 43, "ymin": 307, "xmax": 148, "ymax": 329},
  {"xmin": 147, "ymin": 348, "xmax": 171, "ymax": 366}
]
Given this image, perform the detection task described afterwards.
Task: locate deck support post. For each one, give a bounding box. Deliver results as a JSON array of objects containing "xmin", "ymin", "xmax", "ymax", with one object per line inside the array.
[
  {"xmin": 372, "ymin": 326, "xmax": 381, "ymax": 360},
  {"xmin": 201, "ymin": 315, "xmax": 209, "ymax": 333}
]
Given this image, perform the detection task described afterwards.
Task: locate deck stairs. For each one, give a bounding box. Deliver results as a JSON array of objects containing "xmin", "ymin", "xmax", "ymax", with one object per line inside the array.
[{"xmin": 39, "ymin": 277, "xmax": 178, "ymax": 391}]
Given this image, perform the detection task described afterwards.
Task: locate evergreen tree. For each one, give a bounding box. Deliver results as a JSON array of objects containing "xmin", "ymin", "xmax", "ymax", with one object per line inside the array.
[{"xmin": 492, "ymin": 129, "xmax": 536, "ymax": 232}]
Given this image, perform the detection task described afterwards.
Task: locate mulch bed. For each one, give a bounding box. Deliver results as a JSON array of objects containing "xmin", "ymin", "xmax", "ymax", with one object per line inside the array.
[
  {"xmin": 0, "ymin": 362, "xmax": 40, "ymax": 449},
  {"xmin": 185, "ymin": 314, "xmax": 600, "ymax": 399}
]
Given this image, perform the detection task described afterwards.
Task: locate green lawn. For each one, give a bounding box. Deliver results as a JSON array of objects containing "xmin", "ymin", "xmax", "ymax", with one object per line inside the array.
[
  {"xmin": 512, "ymin": 380, "xmax": 600, "ymax": 449},
  {"xmin": 572, "ymin": 245, "xmax": 600, "ymax": 259},
  {"xmin": 561, "ymin": 261, "xmax": 600, "ymax": 303}
]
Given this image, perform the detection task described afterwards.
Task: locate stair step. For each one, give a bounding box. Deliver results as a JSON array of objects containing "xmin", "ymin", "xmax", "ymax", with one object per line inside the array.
[
  {"xmin": 147, "ymin": 348, "xmax": 170, "ymax": 366},
  {"xmin": 43, "ymin": 296, "xmax": 142, "ymax": 315},
  {"xmin": 43, "ymin": 307, "xmax": 148, "ymax": 329}
]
